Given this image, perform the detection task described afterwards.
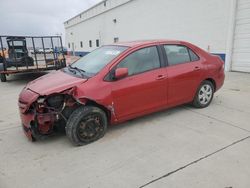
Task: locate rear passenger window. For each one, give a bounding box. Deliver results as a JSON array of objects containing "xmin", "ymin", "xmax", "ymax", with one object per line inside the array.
[
  {"xmin": 164, "ymin": 45, "xmax": 190, "ymax": 66},
  {"xmin": 189, "ymin": 49, "xmax": 200, "ymax": 61}
]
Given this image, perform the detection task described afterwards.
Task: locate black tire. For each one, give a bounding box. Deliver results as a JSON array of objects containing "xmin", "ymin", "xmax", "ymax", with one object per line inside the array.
[
  {"xmin": 192, "ymin": 80, "xmax": 214, "ymax": 108},
  {"xmin": 21, "ymin": 56, "xmax": 34, "ymax": 67},
  {"xmin": 62, "ymin": 60, "xmax": 66, "ymax": 67},
  {"xmin": 0, "ymin": 56, "xmax": 3, "ymax": 63},
  {"xmin": 66, "ymin": 106, "xmax": 107, "ymax": 146},
  {"xmin": 0, "ymin": 73, "xmax": 6, "ymax": 82}
]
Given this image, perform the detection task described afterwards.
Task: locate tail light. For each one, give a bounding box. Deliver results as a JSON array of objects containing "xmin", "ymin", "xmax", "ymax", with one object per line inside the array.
[{"xmin": 215, "ymin": 56, "xmax": 225, "ymax": 72}]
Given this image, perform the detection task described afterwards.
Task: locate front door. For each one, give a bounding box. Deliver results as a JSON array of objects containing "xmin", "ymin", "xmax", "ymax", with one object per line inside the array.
[{"xmin": 111, "ymin": 46, "xmax": 168, "ymax": 120}]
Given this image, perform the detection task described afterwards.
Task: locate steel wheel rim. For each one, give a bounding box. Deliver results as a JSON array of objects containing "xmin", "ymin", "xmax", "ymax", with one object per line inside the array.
[
  {"xmin": 76, "ymin": 113, "xmax": 104, "ymax": 142},
  {"xmin": 198, "ymin": 84, "xmax": 212, "ymax": 105}
]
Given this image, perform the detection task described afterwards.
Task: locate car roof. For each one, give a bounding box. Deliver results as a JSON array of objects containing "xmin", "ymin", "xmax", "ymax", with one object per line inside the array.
[{"xmin": 113, "ymin": 40, "xmax": 185, "ymax": 48}]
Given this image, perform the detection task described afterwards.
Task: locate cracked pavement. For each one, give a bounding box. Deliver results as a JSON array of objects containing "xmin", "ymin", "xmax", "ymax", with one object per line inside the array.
[{"xmin": 0, "ymin": 72, "xmax": 250, "ymax": 188}]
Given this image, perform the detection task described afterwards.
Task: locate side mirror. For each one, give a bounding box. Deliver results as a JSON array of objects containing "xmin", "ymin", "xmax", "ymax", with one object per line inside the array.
[{"xmin": 115, "ymin": 68, "xmax": 128, "ymax": 80}]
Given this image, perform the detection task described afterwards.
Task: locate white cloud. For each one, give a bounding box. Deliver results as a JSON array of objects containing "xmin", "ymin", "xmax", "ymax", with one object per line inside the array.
[{"xmin": 0, "ymin": 0, "xmax": 103, "ymax": 44}]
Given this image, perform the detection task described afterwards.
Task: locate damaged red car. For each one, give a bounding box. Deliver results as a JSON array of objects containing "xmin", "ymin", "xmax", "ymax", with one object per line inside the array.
[{"xmin": 18, "ymin": 40, "xmax": 225, "ymax": 146}]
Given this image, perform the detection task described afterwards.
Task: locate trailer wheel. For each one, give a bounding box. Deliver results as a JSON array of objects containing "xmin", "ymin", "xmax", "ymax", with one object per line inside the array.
[
  {"xmin": 22, "ymin": 56, "xmax": 34, "ymax": 67},
  {"xmin": 61, "ymin": 60, "xmax": 66, "ymax": 68},
  {"xmin": 0, "ymin": 73, "xmax": 6, "ymax": 82}
]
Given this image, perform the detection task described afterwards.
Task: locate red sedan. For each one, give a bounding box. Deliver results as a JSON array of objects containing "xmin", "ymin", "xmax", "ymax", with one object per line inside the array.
[{"xmin": 18, "ymin": 40, "xmax": 225, "ymax": 146}]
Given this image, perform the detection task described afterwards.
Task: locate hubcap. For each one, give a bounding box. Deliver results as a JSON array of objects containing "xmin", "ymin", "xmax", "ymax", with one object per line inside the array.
[
  {"xmin": 198, "ymin": 84, "xmax": 213, "ymax": 105},
  {"xmin": 76, "ymin": 114, "xmax": 104, "ymax": 142}
]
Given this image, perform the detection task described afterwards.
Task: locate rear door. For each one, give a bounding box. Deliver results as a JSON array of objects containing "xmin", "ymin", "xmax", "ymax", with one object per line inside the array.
[
  {"xmin": 162, "ymin": 44, "xmax": 203, "ymax": 106},
  {"xmin": 111, "ymin": 46, "xmax": 168, "ymax": 120}
]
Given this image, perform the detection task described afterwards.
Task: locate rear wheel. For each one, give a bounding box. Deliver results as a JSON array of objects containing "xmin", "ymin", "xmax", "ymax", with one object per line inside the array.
[
  {"xmin": 66, "ymin": 106, "xmax": 107, "ymax": 146},
  {"xmin": 192, "ymin": 80, "xmax": 214, "ymax": 108},
  {"xmin": 0, "ymin": 73, "xmax": 6, "ymax": 82}
]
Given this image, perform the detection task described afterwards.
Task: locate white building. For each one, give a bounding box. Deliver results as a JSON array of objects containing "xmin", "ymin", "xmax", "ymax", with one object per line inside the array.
[{"xmin": 64, "ymin": 0, "xmax": 250, "ymax": 72}]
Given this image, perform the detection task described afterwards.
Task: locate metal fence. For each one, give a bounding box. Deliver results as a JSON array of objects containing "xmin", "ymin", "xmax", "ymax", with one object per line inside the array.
[{"xmin": 0, "ymin": 35, "xmax": 66, "ymax": 80}]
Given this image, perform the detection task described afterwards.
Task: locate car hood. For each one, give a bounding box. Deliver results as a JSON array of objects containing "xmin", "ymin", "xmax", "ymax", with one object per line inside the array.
[{"xmin": 26, "ymin": 70, "xmax": 87, "ymax": 95}]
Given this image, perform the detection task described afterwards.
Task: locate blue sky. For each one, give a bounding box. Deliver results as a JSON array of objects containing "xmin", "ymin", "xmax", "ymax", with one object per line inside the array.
[{"xmin": 0, "ymin": 0, "xmax": 102, "ymax": 39}]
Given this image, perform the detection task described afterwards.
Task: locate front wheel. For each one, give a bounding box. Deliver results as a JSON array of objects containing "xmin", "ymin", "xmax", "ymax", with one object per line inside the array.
[
  {"xmin": 66, "ymin": 106, "xmax": 107, "ymax": 146},
  {"xmin": 192, "ymin": 80, "xmax": 214, "ymax": 108}
]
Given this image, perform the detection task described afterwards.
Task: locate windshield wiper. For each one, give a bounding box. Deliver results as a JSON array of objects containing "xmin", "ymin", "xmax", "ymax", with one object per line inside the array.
[{"xmin": 68, "ymin": 64, "xmax": 86, "ymax": 77}]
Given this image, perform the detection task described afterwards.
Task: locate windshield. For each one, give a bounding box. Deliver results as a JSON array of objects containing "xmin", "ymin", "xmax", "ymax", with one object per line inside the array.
[{"xmin": 71, "ymin": 46, "xmax": 128, "ymax": 77}]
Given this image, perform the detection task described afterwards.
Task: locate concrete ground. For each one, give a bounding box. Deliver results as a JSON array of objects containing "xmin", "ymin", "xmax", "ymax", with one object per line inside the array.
[{"xmin": 0, "ymin": 72, "xmax": 249, "ymax": 188}]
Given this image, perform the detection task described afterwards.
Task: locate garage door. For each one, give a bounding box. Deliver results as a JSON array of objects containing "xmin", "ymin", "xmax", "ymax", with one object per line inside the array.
[{"xmin": 231, "ymin": 0, "xmax": 250, "ymax": 72}]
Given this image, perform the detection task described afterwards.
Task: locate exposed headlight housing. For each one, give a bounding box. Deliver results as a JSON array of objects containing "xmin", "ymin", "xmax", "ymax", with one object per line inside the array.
[{"xmin": 46, "ymin": 94, "xmax": 64, "ymax": 110}]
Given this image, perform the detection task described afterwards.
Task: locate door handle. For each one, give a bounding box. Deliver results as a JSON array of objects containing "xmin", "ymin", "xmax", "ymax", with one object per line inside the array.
[
  {"xmin": 156, "ymin": 75, "xmax": 166, "ymax": 80},
  {"xmin": 193, "ymin": 66, "xmax": 201, "ymax": 71}
]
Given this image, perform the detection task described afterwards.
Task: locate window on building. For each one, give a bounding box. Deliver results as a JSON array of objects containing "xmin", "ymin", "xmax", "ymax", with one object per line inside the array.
[
  {"xmin": 96, "ymin": 39, "xmax": 100, "ymax": 47},
  {"xmin": 89, "ymin": 40, "xmax": 92, "ymax": 48},
  {"xmin": 117, "ymin": 46, "xmax": 161, "ymax": 76},
  {"xmin": 80, "ymin": 41, "xmax": 83, "ymax": 48},
  {"xmin": 114, "ymin": 37, "xmax": 119, "ymax": 43},
  {"xmin": 104, "ymin": 1, "xmax": 107, "ymax": 7},
  {"xmin": 68, "ymin": 43, "xmax": 70, "ymax": 49},
  {"xmin": 164, "ymin": 45, "xmax": 191, "ymax": 66}
]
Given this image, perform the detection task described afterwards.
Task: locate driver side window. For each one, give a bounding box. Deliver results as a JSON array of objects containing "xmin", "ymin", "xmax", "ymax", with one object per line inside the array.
[{"xmin": 117, "ymin": 46, "xmax": 161, "ymax": 76}]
